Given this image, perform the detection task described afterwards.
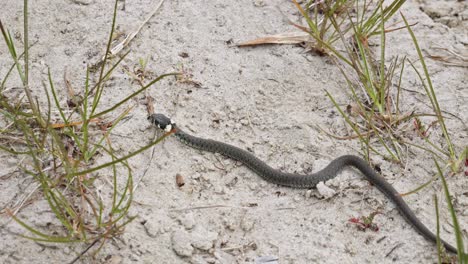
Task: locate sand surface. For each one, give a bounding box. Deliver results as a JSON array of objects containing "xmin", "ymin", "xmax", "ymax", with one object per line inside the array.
[{"xmin": 0, "ymin": 0, "xmax": 467, "ymax": 263}]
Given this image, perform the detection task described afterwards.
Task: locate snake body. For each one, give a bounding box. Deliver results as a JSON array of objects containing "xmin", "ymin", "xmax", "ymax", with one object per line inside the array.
[{"xmin": 148, "ymin": 113, "xmax": 457, "ymax": 254}]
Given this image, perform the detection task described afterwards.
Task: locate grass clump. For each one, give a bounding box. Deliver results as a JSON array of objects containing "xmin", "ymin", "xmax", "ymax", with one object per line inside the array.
[
  {"xmin": 292, "ymin": 0, "xmax": 464, "ymax": 171},
  {"xmin": 0, "ymin": 0, "xmax": 175, "ymax": 258},
  {"xmin": 290, "ymin": 0, "xmax": 466, "ymax": 260}
]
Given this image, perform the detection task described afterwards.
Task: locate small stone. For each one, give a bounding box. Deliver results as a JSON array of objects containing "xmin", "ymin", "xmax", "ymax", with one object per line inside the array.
[
  {"xmin": 171, "ymin": 229, "xmax": 193, "ymax": 257},
  {"xmin": 316, "ymin": 182, "xmax": 336, "ymax": 199}
]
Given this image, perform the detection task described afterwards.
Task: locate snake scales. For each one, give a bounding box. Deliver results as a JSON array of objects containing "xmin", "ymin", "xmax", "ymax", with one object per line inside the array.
[{"xmin": 148, "ymin": 113, "xmax": 457, "ymax": 254}]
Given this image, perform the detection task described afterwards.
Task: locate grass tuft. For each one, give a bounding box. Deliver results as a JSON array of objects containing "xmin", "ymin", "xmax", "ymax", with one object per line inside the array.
[
  {"xmin": 292, "ymin": 1, "xmax": 465, "ymax": 261},
  {"xmin": 0, "ymin": 0, "xmax": 176, "ymax": 259}
]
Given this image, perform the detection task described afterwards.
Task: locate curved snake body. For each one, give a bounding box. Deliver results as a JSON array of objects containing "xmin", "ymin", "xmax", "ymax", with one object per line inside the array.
[{"xmin": 148, "ymin": 113, "xmax": 457, "ymax": 254}]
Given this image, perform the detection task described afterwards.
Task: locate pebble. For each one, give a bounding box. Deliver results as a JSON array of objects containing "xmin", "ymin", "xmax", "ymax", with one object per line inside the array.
[
  {"xmin": 316, "ymin": 182, "xmax": 336, "ymax": 199},
  {"xmin": 171, "ymin": 229, "xmax": 193, "ymax": 257}
]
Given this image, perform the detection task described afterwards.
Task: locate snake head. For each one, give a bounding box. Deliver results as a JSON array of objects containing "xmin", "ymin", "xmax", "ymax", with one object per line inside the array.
[{"xmin": 148, "ymin": 113, "xmax": 175, "ymax": 132}]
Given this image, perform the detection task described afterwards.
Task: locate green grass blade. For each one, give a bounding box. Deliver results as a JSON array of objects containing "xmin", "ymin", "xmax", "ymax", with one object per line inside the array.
[
  {"xmin": 434, "ymin": 159, "xmax": 466, "ymax": 261},
  {"xmin": 90, "ymin": 72, "xmax": 179, "ymax": 119},
  {"xmin": 433, "ymin": 194, "xmax": 443, "ymax": 263},
  {"xmin": 7, "ymin": 211, "xmax": 75, "ymax": 242},
  {"xmin": 90, "ymin": 0, "xmax": 119, "ymax": 116},
  {"xmin": 23, "ymin": 0, "xmax": 29, "ymax": 86},
  {"xmin": 402, "ymin": 13, "xmax": 455, "ymax": 160},
  {"xmin": 71, "ymin": 130, "xmax": 173, "ymax": 177}
]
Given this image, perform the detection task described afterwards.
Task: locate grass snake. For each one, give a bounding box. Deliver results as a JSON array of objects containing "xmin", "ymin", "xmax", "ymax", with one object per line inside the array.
[{"xmin": 148, "ymin": 113, "xmax": 457, "ymax": 254}]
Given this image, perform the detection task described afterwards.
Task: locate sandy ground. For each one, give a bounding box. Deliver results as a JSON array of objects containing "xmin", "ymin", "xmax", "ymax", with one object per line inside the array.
[{"xmin": 0, "ymin": 0, "xmax": 467, "ymax": 263}]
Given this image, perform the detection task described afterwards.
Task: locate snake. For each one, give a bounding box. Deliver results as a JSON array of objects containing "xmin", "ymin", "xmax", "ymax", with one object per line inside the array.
[{"xmin": 148, "ymin": 113, "xmax": 457, "ymax": 254}]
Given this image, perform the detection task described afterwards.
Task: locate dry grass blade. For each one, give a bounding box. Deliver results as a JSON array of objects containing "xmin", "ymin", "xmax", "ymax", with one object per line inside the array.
[
  {"xmin": 427, "ymin": 45, "xmax": 468, "ymax": 68},
  {"xmin": 236, "ymin": 31, "xmax": 311, "ymax": 47}
]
